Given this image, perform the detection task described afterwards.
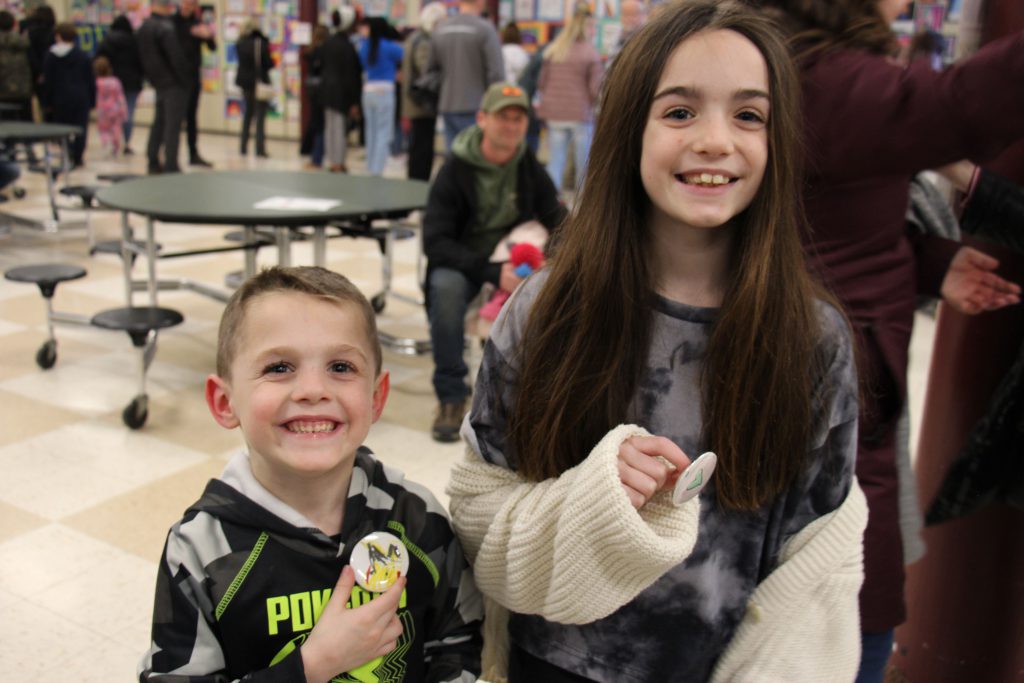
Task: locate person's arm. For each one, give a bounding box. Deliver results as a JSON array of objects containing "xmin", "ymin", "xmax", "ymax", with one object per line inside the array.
[
  {"xmin": 139, "ymin": 532, "xmax": 308, "ymax": 682},
  {"xmin": 483, "ymin": 25, "xmax": 504, "ymax": 86},
  {"xmin": 587, "ymin": 51, "xmax": 604, "ymax": 104},
  {"xmin": 447, "ymin": 423, "xmax": 700, "ymax": 625},
  {"xmin": 160, "ymin": 21, "xmax": 192, "ymax": 86},
  {"xmin": 959, "ymin": 167, "xmax": 1024, "ymax": 254},
  {"xmin": 419, "ymin": 512, "xmax": 484, "ymax": 682},
  {"xmin": 422, "ymin": 162, "xmax": 502, "ymax": 285}
]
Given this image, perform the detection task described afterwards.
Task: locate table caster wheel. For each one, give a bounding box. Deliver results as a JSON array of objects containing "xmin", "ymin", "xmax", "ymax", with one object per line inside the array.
[
  {"xmin": 122, "ymin": 395, "xmax": 148, "ymax": 429},
  {"xmin": 371, "ymin": 293, "xmax": 386, "ymax": 313},
  {"xmin": 35, "ymin": 340, "xmax": 56, "ymax": 369},
  {"xmin": 13, "ymin": 187, "xmax": 26, "ymax": 199}
]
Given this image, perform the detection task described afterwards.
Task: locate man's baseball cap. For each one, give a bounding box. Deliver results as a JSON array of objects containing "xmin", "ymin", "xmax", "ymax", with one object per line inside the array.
[{"xmin": 481, "ymin": 82, "xmax": 530, "ymax": 113}]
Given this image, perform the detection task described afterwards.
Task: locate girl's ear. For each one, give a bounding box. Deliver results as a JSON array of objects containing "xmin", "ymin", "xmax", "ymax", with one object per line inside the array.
[
  {"xmin": 371, "ymin": 370, "xmax": 390, "ymax": 423},
  {"xmin": 205, "ymin": 374, "xmax": 240, "ymax": 429}
]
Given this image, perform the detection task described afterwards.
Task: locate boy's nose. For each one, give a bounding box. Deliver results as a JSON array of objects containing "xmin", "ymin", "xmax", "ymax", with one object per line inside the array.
[{"xmin": 291, "ymin": 369, "xmax": 329, "ymax": 401}]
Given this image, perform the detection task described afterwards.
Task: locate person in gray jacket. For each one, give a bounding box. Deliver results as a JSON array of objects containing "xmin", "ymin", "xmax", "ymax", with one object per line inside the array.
[
  {"xmin": 137, "ymin": 0, "xmax": 189, "ymax": 174},
  {"xmin": 428, "ymin": 0, "xmax": 504, "ymax": 150}
]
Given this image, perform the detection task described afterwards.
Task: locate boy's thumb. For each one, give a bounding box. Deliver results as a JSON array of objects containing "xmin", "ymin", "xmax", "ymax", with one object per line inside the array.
[{"xmin": 333, "ymin": 565, "xmax": 357, "ymax": 606}]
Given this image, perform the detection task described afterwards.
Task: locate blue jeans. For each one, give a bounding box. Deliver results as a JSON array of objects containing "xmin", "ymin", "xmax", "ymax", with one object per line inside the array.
[
  {"xmin": 123, "ymin": 90, "xmax": 140, "ymax": 146},
  {"xmin": 443, "ymin": 112, "xmax": 477, "ymax": 151},
  {"xmin": 545, "ymin": 121, "xmax": 592, "ymax": 193},
  {"xmin": 856, "ymin": 629, "xmax": 894, "ymax": 683},
  {"xmin": 427, "ymin": 267, "xmax": 481, "ymax": 403},
  {"xmin": 362, "ymin": 86, "xmax": 395, "ymax": 176}
]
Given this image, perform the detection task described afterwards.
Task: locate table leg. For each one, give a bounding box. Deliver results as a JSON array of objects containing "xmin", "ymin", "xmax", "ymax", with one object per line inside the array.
[
  {"xmin": 146, "ymin": 217, "xmax": 158, "ymax": 306},
  {"xmin": 275, "ymin": 226, "xmax": 292, "ymax": 267},
  {"xmin": 313, "ymin": 226, "xmax": 326, "ymax": 267},
  {"xmin": 243, "ymin": 225, "xmax": 258, "ymax": 279},
  {"xmin": 121, "ymin": 211, "xmax": 134, "ymax": 306},
  {"xmin": 43, "ymin": 143, "xmax": 58, "ymax": 227}
]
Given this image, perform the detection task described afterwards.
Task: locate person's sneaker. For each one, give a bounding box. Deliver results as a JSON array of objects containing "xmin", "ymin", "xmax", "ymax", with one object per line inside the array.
[
  {"xmin": 190, "ymin": 156, "xmax": 213, "ymax": 168},
  {"xmin": 431, "ymin": 400, "xmax": 466, "ymax": 443}
]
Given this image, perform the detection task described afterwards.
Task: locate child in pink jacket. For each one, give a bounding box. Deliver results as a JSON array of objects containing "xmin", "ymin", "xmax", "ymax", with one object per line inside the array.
[{"xmin": 93, "ymin": 55, "xmax": 128, "ymax": 157}]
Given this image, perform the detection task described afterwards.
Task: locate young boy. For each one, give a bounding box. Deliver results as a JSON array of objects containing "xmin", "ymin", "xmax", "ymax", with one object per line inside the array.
[{"xmin": 139, "ymin": 266, "xmax": 483, "ymax": 682}]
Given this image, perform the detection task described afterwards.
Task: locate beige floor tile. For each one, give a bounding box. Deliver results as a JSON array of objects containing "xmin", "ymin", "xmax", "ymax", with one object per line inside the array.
[
  {"xmin": 0, "ymin": 500, "xmax": 49, "ymax": 543},
  {"xmin": 64, "ymin": 458, "xmax": 229, "ymax": 562},
  {"xmin": 0, "ymin": 388, "xmax": 87, "ymax": 446}
]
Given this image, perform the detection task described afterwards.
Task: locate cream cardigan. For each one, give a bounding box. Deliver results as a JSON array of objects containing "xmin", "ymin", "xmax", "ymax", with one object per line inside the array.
[{"xmin": 448, "ymin": 424, "xmax": 868, "ymax": 682}]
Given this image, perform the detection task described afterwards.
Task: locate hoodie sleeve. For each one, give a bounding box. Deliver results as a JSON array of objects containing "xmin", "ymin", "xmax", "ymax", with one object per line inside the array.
[{"xmin": 138, "ymin": 528, "xmax": 307, "ymax": 683}]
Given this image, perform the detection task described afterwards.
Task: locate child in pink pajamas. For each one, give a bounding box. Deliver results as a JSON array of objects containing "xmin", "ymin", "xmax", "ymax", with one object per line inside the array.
[{"xmin": 93, "ymin": 56, "xmax": 128, "ymax": 157}]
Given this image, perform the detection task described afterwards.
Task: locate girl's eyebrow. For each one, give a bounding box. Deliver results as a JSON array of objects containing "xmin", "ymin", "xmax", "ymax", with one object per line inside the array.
[{"xmin": 652, "ymin": 85, "xmax": 771, "ymax": 102}]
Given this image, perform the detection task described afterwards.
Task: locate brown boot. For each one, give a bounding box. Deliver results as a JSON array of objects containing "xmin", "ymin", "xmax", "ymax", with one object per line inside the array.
[{"xmin": 431, "ymin": 400, "xmax": 466, "ymax": 443}]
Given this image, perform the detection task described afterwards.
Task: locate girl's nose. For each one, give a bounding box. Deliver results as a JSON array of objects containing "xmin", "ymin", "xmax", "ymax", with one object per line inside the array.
[{"xmin": 692, "ymin": 115, "xmax": 735, "ymax": 156}]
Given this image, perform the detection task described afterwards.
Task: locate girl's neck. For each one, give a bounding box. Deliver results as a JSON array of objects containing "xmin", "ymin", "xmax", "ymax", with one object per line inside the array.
[{"xmin": 647, "ymin": 219, "xmax": 733, "ymax": 308}]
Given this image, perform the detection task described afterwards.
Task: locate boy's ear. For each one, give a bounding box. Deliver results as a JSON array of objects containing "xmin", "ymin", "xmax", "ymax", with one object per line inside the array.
[
  {"xmin": 372, "ymin": 370, "xmax": 390, "ymax": 423},
  {"xmin": 205, "ymin": 374, "xmax": 240, "ymax": 429}
]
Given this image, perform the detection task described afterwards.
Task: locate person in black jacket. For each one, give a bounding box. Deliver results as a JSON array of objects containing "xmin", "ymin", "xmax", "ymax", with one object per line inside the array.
[
  {"xmin": 41, "ymin": 22, "xmax": 94, "ymax": 167},
  {"xmin": 234, "ymin": 19, "xmax": 273, "ymax": 158},
  {"xmin": 422, "ymin": 82, "xmax": 565, "ymax": 442},
  {"xmin": 96, "ymin": 15, "xmax": 143, "ymax": 154},
  {"xmin": 300, "ymin": 23, "xmax": 329, "ymax": 168},
  {"xmin": 137, "ymin": 0, "xmax": 189, "ymax": 174},
  {"xmin": 174, "ymin": 0, "xmax": 216, "ymax": 166},
  {"xmin": 319, "ymin": 7, "xmax": 361, "ymax": 173},
  {"xmin": 20, "ymin": 4, "xmax": 54, "ymax": 115}
]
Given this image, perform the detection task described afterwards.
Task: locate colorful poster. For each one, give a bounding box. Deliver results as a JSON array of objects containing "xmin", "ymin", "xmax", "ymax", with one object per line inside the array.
[
  {"xmin": 536, "ymin": 0, "xmax": 563, "ymax": 21},
  {"xmin": 514, "ymin": 0, "xmax": 533, "ymax": 20},
  {"xmin": 226, "ymin": 96, "xmax": 243, "ymax": 119}
]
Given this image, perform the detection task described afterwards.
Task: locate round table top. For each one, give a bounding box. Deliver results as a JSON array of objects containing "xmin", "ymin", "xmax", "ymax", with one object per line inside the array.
[
  {"xmin": 0, "ymin": 122, "xmax": 82, "ymax": 141},
  {"xmin": 95, "ymin": 170, "xmax": 430, "ymax": 226}
]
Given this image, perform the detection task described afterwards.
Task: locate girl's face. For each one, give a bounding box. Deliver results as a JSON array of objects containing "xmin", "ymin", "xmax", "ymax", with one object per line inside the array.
[{"xmin": 640, "ymin": 29, "xmax": 769, "ymax": 238}]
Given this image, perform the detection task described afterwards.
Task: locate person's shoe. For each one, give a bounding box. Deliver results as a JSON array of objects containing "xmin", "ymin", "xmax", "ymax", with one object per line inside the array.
[
  {"xmin": 431, "ymin": 400, "xmax": 466, "ymax": 443},
  {"xmin": 190, "ymin": 155, "xmax": 213, "ymax": 168},
  {"xmin": 256, "ymin": 151, "xmax": 269, "ymax": 159},
  {"xmin": 123, "ymin": 146, "xmax": 134, "ymax": 156},
  {"xmin": 147, "ymin": 163, "xmax": 163, "ymax": 175}
]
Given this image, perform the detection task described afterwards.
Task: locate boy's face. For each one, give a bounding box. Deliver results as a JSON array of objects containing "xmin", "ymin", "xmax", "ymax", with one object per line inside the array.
[{"xmin": 206, "ymin": 292, "xmax": 388, "ymax": 487}]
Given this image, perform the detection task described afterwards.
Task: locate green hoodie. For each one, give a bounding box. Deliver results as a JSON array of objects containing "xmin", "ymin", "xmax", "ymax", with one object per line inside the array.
[{"xmin": 452, "ymin": 124, "xmax": 524, "ymax": 258}]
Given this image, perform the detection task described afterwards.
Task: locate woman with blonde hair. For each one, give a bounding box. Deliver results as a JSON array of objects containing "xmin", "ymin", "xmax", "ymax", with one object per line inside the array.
[{"xmin": 536, "ymin": 1, "xmax": 602, "ymax": 195}]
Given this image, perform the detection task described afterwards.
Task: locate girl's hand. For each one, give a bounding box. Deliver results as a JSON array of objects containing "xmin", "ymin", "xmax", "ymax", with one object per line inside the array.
[
  {"xmin": 617, "ymin": 435, "xmax": 691, "ymax": 509},
  {"xmin": 941, "ymin": 246, "xmax": 1021, "ymax": 314},
  {"xmin": 301, "ymin": 565, "xmax": 406, "ymax": 683}
]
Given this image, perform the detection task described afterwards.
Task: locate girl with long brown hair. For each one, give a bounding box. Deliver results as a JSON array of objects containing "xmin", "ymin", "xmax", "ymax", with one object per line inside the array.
[{"xmin": 448, "ymin": 1, "xmax": 866, "ymax": 680}]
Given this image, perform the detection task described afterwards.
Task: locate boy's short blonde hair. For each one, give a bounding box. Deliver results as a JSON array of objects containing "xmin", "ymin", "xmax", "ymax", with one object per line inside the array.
[{"xmin": 216, "ymin": 266, "xmax": 382, "ymax": 378}]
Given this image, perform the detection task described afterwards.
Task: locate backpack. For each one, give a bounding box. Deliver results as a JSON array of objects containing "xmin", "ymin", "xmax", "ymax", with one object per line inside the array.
[{"xmin": 407, "ymin": 31, "xmax": 439, "ymax": 111}]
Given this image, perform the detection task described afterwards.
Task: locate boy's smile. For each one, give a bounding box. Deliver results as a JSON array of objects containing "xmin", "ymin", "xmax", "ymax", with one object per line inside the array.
[{"xmin": 206, "ymin": 291, "xmax": 389, "ymax": 489}]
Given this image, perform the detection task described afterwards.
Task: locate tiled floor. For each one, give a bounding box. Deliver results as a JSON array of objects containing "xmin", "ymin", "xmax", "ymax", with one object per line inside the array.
[
  {"xmin": 0, "ymin": 124, "xmax": 939, "ymax": 680},
  {"xmin": 0, "ymin": 127, "xmax": 472, "ymax": 680}
]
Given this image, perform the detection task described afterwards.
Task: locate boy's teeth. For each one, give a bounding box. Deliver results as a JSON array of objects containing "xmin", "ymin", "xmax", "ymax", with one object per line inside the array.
[{"xmin": 287, "ymin": 421, "xmax": 335, "ymax": 433}]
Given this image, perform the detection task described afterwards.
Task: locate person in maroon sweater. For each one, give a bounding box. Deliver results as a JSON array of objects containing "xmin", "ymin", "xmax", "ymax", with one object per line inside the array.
[{"xmin": 758, "ymin": 1, "xmax": 1024, "ymax": 680}]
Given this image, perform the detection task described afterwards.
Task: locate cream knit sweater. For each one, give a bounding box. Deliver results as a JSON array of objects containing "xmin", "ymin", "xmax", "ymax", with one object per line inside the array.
[{"xmin": 447, "ymin": 424, "xmax": 868, "ymax": 682}]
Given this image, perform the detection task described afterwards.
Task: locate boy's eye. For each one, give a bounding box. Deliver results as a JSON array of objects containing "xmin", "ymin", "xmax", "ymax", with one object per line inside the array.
[
  {"xmin": 330, "ymin": 361, "xmax": 356, "ymax": 374},
  {"xmin": 263, "ymin": 362, "xmax": 291, "ymax": 374}
]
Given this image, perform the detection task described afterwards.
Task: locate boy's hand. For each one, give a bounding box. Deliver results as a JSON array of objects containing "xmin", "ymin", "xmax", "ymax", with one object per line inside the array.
[
  {"xmin": 617, "ymin": 435, "xmax": 691, "ymax": 509},
  {"xmin": 941, "ymin": 246, "xmax": 1021, "ymax": 314},
  {"xmin": 301, "ymin": 565, "xmax": 406, "ymax": 683}
]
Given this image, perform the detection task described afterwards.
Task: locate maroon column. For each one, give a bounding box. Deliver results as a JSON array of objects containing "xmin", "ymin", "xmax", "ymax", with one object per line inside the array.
[{"xmin": 891, "ymin": 1, "xmax": 1024, "ymax": 680}]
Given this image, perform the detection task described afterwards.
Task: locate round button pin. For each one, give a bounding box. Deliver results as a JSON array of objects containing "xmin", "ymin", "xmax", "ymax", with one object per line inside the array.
[
  {"xmin": 350, "ymin": 531, "xmax": 410, "ymax": 592},
  {"xmin": 672, "ymin": 451, "xmax": 717, "ymax": 505}
]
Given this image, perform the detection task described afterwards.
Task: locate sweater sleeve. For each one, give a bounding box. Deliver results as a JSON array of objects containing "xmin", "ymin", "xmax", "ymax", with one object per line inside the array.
[
  {"xmin": 711, "ymin": 482, "xmax": 868, "ymax": 683},
  {"xmin": 446, "ymin": 424, "xmax": 701, "ymax": 625}
]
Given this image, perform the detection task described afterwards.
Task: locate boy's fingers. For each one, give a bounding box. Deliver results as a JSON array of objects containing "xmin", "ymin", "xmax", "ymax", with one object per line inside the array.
[{"xmin": 360, "ymin": 576, "xmax": 406, "ymax": 617}]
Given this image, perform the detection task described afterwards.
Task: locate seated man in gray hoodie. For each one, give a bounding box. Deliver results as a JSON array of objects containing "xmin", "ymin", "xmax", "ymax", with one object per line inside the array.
[{"xmin": 423, "ymin": 81, "xmax": 566, "ymax": 443}]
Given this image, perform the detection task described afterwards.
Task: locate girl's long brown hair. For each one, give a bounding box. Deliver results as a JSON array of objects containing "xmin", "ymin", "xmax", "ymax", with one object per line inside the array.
[{"xmin": 506, "ymin": 0, "xmax": 834, "ymax": 511}]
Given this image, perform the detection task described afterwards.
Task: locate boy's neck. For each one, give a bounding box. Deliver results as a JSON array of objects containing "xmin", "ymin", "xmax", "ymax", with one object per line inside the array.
[{"xmin": 250, "ymin": 459, "xmax": 352, "ymax": 537}]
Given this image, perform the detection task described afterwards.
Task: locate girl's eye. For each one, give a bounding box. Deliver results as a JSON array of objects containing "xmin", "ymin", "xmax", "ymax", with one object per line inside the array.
[
  {"xmin": 330, "ymin": 361, "xmax": 356, "ymax": 374},
  {"xmin": 263, "ymin": 362, "xmax": 291, "ymax": 375},
  {"xmin": 737, "ymin": 110, "xmax": 767, "ymax": 125},
  {"xmin": 665, "ymin": 107, "xmax": 694, "ymax": 121}
]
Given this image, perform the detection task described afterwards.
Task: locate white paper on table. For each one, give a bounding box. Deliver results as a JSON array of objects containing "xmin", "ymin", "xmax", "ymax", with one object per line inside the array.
[{"xmin": 253, "ymin": 196, "xmax": 342, "ymax": 211}]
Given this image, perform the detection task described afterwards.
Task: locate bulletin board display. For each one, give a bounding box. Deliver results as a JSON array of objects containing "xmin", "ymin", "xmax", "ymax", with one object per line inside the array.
[{"xmin": 892, "ymin": 1, "xmax": 961, "ymax": 64}]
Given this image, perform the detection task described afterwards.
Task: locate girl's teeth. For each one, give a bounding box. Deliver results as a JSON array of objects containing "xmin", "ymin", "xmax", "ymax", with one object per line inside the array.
[{"xmin": 685, "ymin": 174, "xmax": 730, "ymax": 186}]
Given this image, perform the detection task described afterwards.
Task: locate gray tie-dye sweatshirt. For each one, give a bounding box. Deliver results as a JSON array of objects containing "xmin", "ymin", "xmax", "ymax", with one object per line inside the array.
[{"xmin": 464, "ymin": 271, "xmax": 859, "ymax": 682}]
